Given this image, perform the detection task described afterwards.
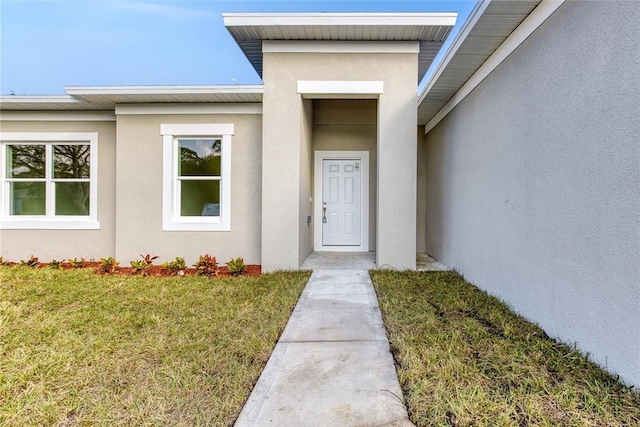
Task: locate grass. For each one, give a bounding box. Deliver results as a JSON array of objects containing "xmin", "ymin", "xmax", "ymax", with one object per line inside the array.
[
  {"xmin": 371, "ymin": 270, "xmax": 640, "ymax": 427},
  {"xmin": 0, "ymin": 266, "xmax": 310, "ymax": 426}
]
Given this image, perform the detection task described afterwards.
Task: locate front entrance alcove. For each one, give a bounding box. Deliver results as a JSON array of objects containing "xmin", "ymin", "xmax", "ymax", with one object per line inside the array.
[
  {"xmin": 279, "ymin": 80, "xmax": 384, "ymax": 271},
  {"xmin": 307, "ymin": 99, "xmax": 378, "ymax": 256},
  {"xmin": 262, "ymin": 76, "xmax": 418, "ymax": 271}
]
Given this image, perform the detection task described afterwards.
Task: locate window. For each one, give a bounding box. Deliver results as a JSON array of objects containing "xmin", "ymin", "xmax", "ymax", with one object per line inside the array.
[
  {"xmin": 160, "ymin": 124, "xmax": 232, "ymax": 231},
  {"xmin": 0, "ymin": 132, "xmax": 99, "ymax": 229}
]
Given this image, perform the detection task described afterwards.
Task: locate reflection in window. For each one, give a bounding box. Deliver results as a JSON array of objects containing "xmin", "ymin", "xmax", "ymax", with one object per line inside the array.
[
  {"xmin": 177, "ymin": 139, "xmax": 221, "ymax": 217},
  {"xmin": 160, "ymin": 123, "xmax": 232, "ymax": 231},
  {"xmin": 7, "ymin": 145, "xmax": 45, "ymax": 178},
  {"xmin": 54, "ymin": 145, "xmax": 90, "ymax": 178},
  {"xmin": 5, "ymin": 144, "xmax": 91, "ymax": 216}
]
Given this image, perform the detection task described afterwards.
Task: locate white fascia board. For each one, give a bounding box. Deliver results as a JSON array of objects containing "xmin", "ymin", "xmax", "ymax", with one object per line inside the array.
[
  {"xmin": 116, "ymin": 103, "xmax": 262, "ymax": 115},
  {"xmin": 263, "ymin": 40, "xmax": 419, "ymax": 54},
  {"xmin": 417, "ymin": 0, "xmax": 492, "ymax": 107},
  {"xmin": 65, "ymin": 85, "xmax": 264, "ymax": 96},
  {"xmin": 424, "ymin": 0, "xmax": 566, "ymax": 133},
  {"xmin": 0, "ymin": 111, "xmax": 116, "ymax": 121},
  {"xmin": 297, "ymin": 81, "xmax": 384, "ymax": 97},
  {"xmin": 223, "ymin": 12, "xmax": 457, "ymax": 27},
  {"xmin": 0, "ymin": 95, "xmax": 81, "ymax": 104}
]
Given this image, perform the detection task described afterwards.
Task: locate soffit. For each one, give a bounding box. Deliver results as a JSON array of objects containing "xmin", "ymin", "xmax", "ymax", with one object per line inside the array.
[
  {"xmin": 0, "ymin": 85, "xmax": 264, "ymax": 111},
  {"xmin": 417, "ymin": 0, "xmax": 541, "ymax": 126},
  {"xmin": 223, "ymin": 13, "xmax": 457, "ymax": 81},
  {"xmin": 0, "ymin": 96, "xmax": 92, "ymax": 111}
]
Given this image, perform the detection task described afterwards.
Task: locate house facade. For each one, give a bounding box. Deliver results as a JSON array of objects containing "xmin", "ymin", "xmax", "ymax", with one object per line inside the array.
[{"xmin": 1, "ymin": 1, "xmax": 638, "ymax": 387}]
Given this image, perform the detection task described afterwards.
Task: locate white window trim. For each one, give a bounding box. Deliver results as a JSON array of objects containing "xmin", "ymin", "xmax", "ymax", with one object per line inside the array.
[
  {"xmin": 160, "ymin": 124, "xmax": 233, "ymax": 231},
  {"xmin": 0, "ymin": 132, "xmax": 99, "ymax": 230}
]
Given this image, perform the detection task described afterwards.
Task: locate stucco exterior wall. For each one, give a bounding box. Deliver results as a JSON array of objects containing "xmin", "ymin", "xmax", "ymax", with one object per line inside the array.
[
  {"xmin": 425, "ymin": 1, "xmax": 640, "ymax": 385},
  {"xmin": 115, "ymin": 113, "xmax": 262, "ymax": 265},
  {"xmin": 312, "ymin": 99, "xmax": 377, "ymax": 251},
  {"xmin": 416, "ymin": 126, "xmax": 427, "ymax": 253},
  {"xmin": 262, "ymin": 50, "xmax": 417, "ymax": 270},
  {"xmin": 299, "ymin": 99, "xmax": 314, "ymax": 265},
  {"xmin": 0, "ymin": 120, "xmax": 116, "ymax": 261}
]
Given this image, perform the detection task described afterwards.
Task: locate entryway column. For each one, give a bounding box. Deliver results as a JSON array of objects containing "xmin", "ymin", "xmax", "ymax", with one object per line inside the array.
[
  {"xmin": 376, "ymin": 87, "xmax": 418, "ymax": 269},
  {"xmin": 261, "ymin": 82, "xmax": 305, "ymax": 272}
]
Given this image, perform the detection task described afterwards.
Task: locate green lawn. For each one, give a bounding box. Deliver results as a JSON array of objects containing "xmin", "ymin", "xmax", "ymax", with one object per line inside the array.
[
  {"xmin": 371, "ymin": 270, "xmax": 640, "ymax": 427},
  {"xmin": 0, "ymin": 267, "xmax": 310, "ymax": 426}
]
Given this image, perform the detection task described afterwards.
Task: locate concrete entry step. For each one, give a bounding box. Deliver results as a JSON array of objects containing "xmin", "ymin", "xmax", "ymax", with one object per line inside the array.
[
  {"xmin": 234, "ymin": 269, "xmax": 414, "ymax": 426},
  {"xmin": 301, "ymin": 252, "xmax": 376, "ymax": 270}
]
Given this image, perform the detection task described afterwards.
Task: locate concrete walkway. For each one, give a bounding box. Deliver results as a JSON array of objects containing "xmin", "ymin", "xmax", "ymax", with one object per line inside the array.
[{"xmin": 234, "ymin": 266, "xmax": 413, "ymax": 426}]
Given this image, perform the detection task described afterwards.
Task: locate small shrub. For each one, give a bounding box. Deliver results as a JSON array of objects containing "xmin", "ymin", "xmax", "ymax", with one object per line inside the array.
[
  {"xmin": 68, "ymin": 258, "xmax": 86, "ymax": 269},
  {"xmin": 226, "ymin": 257, "xmax": 245, "ymax": 276},
  {"xmin": 99, "ymin": 257, "xmax": 119, "ymax": 274},
  {"xmin": 193, "ymin": 254, "xmax": 218, "ymax": 276},
  {"xmin": 140, "ymin": 254, "xmax": 159, "ymax": 265},
  {"xmin": 20, "ymin": 255, "xmax": 40, "ymax": 268},
  {"xmin": 48, "ymin": 259, "xmax": 63, "ymax": 270},
  {"xmin": 0, "ymin": 256, "xmax": 9, "ymax": 266},
  {"xmin": 161, "ymin": 257, "xmax": 187, "ymax": 276},
  {"xmin": 130, "ymin": 260, "xmax": 147, "ymax": 274},
  {"xmin": 130, "ymin": 254, "xmax": 158, "ymax": 275}
]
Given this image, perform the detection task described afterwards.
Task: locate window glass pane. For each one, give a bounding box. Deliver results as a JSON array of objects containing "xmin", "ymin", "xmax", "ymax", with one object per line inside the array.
[
  {"xmin": 180, "ymin": 180, "xmax": 220, "ymax": 216},
  {"xmin": 55, "ymin": 182, "xmax": 90, "ymax": 215},
  {"xmin": 7, "ymin": 145, "xmax": 45, "ymax": 178},
  {"xmin": 178, "ymin": 139, "xmax": 221, "ymax": 177},
  {"xmin": 10, "ymin": 182, "xmax": 45, "ymax": 215},
  {"xmin": 54, "ymin": 145, "xmax": 90, "ymax": 178}
]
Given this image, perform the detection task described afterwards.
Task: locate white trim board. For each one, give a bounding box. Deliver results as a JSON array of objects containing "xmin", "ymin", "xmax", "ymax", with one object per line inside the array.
[
  {"xmin": 298, "ymin": 81, "xmax": 383, "ymax": 99},
  {"xmin": 224, "ymin": 12, "xmax": 457, "ymax": 27},
  {"xmin": 314, "ymin": 151, "xmax": 369, "ymax": 252},
  {"xmin": 66, "ymin": 85, "xmax": 264, "ymax": 96},
  {"xmin": 263, "ymin": 40, "xmax": 419, "ymax": 54},
  {"xmin": 0, "ymin": 95, "xmax": 82, "ymax": 104},
  {"xmin": 116, "ymin": 103, "xmax": 262, "ymax": 115},
  {"xmin": 424, "ymin": 0, "xmax": 566, "ymax": 133},
  {"xmin": 0, "ymin": 111, "xmax": 116, "ymax": 121}
]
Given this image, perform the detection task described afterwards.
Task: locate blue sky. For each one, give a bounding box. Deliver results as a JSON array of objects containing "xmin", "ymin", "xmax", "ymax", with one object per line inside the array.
[{"xmin": 0, "ymin": 0, "xmax": 477, "ymax": 95}]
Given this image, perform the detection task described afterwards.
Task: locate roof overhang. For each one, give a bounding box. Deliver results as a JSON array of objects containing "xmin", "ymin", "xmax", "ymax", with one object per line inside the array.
[
  {"xmin": 0, "ymin": 95, "xmax": 89, "ymax": 111},
  {"xmin": 417, "ymin": 0, "xmax": 566, "ymax": 128},
  {"xmin": 223, "ymin": 12, "xmax": 457, "ymax": 81},
  {"xmin": 0, "ymin": 85, "xmax": 264, "ymax": 111}
]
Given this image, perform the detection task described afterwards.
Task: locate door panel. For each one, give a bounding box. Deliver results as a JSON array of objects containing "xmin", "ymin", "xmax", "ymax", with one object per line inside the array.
[{"xmin": 322, "ymin": 159, "xmax": 361, "ymax": 246}]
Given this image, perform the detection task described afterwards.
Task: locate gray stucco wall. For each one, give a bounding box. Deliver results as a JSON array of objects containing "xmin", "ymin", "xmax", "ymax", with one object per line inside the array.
[
  {"xmin": 425, "ymin": 1, "xmax": 640, "ymax": 386},
  {"xmin": 115, "ymin": 113, "xmax": 262, "ymax": 266},
  {"xmin": 0, "ymin": 120, "xmax": 116, "ymax": 261}
]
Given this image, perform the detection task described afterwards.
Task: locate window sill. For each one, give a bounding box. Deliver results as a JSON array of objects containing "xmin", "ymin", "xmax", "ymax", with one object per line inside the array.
[
  {"xmin": 162, "ymin": 220, "xmax": 230, "ymax": 232},
  {"xmin": 0, "ymin": 220, "xmax": 100, "ymax": 230}
]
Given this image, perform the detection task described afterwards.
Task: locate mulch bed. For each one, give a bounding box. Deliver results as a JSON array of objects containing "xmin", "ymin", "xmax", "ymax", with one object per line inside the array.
[{"xmin": 0, "ymin": 260, "xmax": 261, "ymax": 277}]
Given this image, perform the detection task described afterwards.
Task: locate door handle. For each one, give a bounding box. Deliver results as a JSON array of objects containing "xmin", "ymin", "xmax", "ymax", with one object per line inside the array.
[{"xmin": 322, "ymin": 201, "xmax": 327, "ymax": 223}]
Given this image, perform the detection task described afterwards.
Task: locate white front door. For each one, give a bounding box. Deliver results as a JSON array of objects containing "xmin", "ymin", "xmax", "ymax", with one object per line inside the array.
[{"xmin": 322, "ymin": 159, "xmax": 361, "ymax": 246}]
